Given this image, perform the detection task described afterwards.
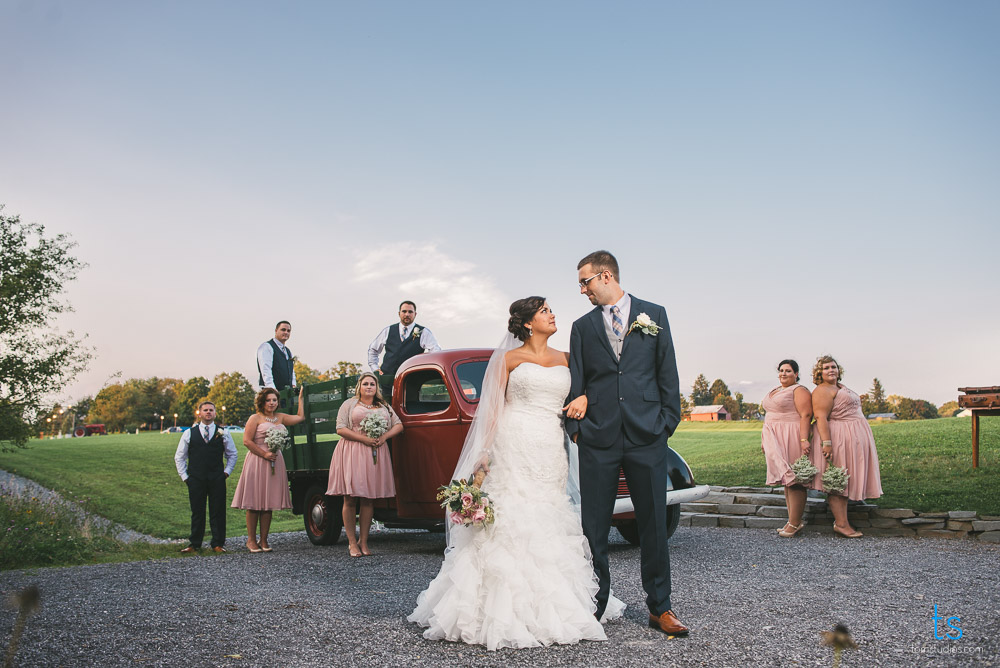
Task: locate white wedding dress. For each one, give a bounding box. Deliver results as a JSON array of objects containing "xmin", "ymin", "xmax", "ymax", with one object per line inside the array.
[{"xmin": 407, "ymin": 363, "xmax": 624, "ymax": 651}]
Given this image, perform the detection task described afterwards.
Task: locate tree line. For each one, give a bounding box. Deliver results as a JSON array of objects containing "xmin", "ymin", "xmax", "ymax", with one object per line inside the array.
[
  {"xmin": 683, "ymin": 374, "xmax": 949, "ymax": 421},
  {"xmin": 37, "ymin": 359, "xmax": 365, "ymax": 435}
]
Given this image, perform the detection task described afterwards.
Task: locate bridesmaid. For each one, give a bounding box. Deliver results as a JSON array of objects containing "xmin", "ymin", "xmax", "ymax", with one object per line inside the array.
[
  {"xmin": 761, "ymin": 359, "xmax": 814, "ymax": 537},
  {"xmin": 231, "ymin": 386, "xmax": 304, "ymax": 552},
  {"xmin": 810, "ymin": 356, "xmax": 883, "ymax": 538},
  {"xmin": 327, "ymin": 373, "xmax": 403, "ymax": 557}
]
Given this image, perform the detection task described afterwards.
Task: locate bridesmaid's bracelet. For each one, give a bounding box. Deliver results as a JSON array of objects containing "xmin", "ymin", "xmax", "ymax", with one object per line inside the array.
[
  {"xmin": 799, "ymin": 438, "xmax": 809, "ymax": 443},
  {"xmin": 821, "ymin": 440, "xmax": 832, "ymax": 447}
]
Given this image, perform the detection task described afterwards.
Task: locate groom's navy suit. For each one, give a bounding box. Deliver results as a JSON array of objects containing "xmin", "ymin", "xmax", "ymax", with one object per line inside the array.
[{"xmin": 566, "ymin": 295, "xmax": 681, "ymax": 618}]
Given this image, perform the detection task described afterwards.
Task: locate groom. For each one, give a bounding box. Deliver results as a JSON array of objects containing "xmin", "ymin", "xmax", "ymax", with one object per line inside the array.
[{"xmin": 564, "ymin": 250, "xmax": 688, "ymax": 636}]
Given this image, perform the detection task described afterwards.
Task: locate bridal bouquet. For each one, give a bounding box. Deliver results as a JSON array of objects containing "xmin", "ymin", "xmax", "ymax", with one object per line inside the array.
[
  {"xmin": 359, "ymin": 412, "xmax": 389, "ymax": 465},
  {"xmin": 264, "ymin": 425, "xmax": 291, "ymax": 475},
  {"xmin": 821, "ymin": 465, "xmax": 850, "ymax": 494},
  {"xmin": 791, "ymin": 455, "xmax": 819, "ymax": 485},
  {"xmin": 437, "ymin": 478, "xmax": 495, "ymax": 528}
]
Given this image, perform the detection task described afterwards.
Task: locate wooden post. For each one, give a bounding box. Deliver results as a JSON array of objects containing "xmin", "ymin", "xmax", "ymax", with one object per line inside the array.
[{"xmin": 972, "ymin": 411, "xmax": 980, "ymax": 469}]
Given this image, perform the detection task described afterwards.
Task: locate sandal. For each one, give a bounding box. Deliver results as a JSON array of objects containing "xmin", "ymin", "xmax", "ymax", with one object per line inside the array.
[
  {"xmin": 246, "ymin": 542, "xmax": 263, "ymax": 554},
  {"xmin": 778, "ymin": 522, "xmax": 803, "ymax": 537},
  {"xmin": 833, "ymin": 522, "xmax": 863, "ymax": 538}
]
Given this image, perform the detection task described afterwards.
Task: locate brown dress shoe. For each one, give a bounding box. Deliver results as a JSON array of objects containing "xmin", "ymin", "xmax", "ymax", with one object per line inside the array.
[
  {"xmin": 212, "ymin": 546, "xmax": 227, "ymax": 553},
  {"xmin": 649, "ymin": 610, "xmax": 690, "ymax": 636},
  {"xmin": 179, "ymin": 546, "xmax": 198, "ymax": 554}
]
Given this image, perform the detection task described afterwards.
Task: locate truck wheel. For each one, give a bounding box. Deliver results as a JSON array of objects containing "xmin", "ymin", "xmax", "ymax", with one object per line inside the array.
[
  {"xmin": 304, "ymin": 485, "xmax": 343, "ymax": 545},
  {"xmin": 616, "ymin": 505, "xmax": 682, "ymax": 545}
]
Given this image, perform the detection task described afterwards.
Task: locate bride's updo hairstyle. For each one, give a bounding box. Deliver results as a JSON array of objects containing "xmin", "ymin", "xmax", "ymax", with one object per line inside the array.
[{"xmin": 508, "ymin": 296, "xmax": 546, "ymax": 342}]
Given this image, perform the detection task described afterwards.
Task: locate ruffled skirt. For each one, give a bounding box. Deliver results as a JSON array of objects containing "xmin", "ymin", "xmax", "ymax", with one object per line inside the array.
[{"xmin": 407, "ymin": 468, "xmax": 624, "ymax": 650}]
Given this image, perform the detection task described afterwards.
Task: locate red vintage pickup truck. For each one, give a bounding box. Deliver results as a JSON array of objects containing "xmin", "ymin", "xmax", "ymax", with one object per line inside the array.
[{"xmin": 280, "ymin": 349, "xmax": 709, "ymax": 546}]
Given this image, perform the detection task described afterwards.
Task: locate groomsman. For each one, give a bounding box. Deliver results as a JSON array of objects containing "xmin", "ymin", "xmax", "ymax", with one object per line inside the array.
[
  {"xmin": 367, "ymin": 301, "xmax": 441, "ymax": 397},
  {"xmin": 257, "ymin": 320, "xmax": 296, "ymax": 390},
  {"xmin": 174, "ymin": 402, "xmax": 238, "ymax": 553}
]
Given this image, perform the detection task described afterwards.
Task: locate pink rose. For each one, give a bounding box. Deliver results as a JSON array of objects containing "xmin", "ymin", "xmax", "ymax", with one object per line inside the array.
[
  {"xmin": 473, "ymin": 509, "xmax": 487, "ymax": 523},
  {"xmin": 461, "ymin": 492, "xmax": 474, "ymax": 508},
  {"xmin": 450, "ymin": 512, "xmax": 464, "ymax": 525}
]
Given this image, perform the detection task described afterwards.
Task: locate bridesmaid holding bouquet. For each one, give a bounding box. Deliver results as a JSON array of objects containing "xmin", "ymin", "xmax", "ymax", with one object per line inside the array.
[
  {"xmin": 760, "ymin": 359, "xmax": 815, "ymax": 537},
  {"xmin": 327, "ymin": 373, "xmax": 403, "ymax": 557},
  {"xmin": 811, "ymin": 356, "xmax": 883, "ymax": 538},
  {"xmin": 231, "ymin": 386, "xmax": 304, "ymax": 552}
]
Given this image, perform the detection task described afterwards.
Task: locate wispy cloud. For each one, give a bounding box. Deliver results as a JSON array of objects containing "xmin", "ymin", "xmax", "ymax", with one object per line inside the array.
[{"xmin": 353, "ymin": 242, "xmax": 508, "ymax": 326}]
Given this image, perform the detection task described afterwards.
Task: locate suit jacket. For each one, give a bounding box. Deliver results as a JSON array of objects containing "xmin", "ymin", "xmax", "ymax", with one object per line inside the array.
[{"xmin": 566, "ymin": 295, "xmax": 681, "ymax": 447}]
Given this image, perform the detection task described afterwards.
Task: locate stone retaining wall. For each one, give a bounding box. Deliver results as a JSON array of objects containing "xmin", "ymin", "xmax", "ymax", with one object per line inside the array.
[{"xmin": 679, "ymin": 486, "xmax": 1000, "ymax": 542}]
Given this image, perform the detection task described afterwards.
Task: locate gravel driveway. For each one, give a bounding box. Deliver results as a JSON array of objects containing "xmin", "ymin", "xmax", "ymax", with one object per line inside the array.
[{"xmin": 2, "ymin": 527, "xmax": 998, "ymax": 667}]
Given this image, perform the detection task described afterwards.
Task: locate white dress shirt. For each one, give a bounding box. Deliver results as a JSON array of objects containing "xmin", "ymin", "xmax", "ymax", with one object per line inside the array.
[
  {"xmin": 367, "ymin": 323, "xmax": 442, "ymax": 372},
  {"xmin": 174, "ymin": 423, "xmax": 239, "ymax": 481},
  {"xmin": 257, "ymin": 338, "xmax": 296, "ymax": 389}
]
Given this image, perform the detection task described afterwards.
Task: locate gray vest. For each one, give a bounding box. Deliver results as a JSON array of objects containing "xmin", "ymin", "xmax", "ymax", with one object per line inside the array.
[{"xmin": 602, "ymin": 313, "xmax": 625, "ymax": 360}]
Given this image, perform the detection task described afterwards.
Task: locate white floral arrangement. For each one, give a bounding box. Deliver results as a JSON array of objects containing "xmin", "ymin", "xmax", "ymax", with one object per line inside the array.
[
  {"xmin": 628, "ymin": 312, "xmax": 661, "ymax": 336},
  {"xmin": 412, "ymin": 326, "xmax": 422, "ymax": 339},
  {"xmin": 359, "ymin": 411, "xmax": 389, "ymax": 465},
  {"xmin": 822, "ymin": 465, "xmax": 850, "ymax": 494},
  {"xmin": 791, "ymin": 455, "xmax": 819, "ymax": 485},
  {"xmin": 264, "ymin": 425, "xmax": 291, "ymax": 475}
]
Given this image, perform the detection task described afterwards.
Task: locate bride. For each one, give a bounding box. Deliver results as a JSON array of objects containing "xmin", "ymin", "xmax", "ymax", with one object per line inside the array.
[{"xmin": 407, "ymin": 296, "xmax": 624, "ymax": 651}]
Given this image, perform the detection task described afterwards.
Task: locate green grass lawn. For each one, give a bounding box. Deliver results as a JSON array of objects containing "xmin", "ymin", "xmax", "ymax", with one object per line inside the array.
[
  {"xmin": 1, "ymin": 417, "xmax": 998, "ymax": 550},
  {"xmin": 670, "ymin": 417, "xmax": 1000, "ymax": 515},
  {"xmin": 0, "ymin": 432, "xmax": 304, "ymax": 540}
]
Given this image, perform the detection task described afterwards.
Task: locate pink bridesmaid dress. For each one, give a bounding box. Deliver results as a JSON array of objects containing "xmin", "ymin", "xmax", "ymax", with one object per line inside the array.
[
  {"xmin": 812, "ymin": 386, "xmax": 883, "ymax": 501},
  {"xmin": 326, "ymin": 400, "xmax": 397, "ymax": 499},
  {"xmin": 230, "ymin": 422, "xmax": 293, "ymax": 510},
  {"xmin": 761, "ymin": 384, "xmax": 817, "ymax": 486}
]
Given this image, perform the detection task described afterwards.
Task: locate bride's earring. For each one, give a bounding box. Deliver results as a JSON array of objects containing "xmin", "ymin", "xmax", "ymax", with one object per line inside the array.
[{"xmin": 526, "ymin": 327, "xmax": 533, "ymax": 337}]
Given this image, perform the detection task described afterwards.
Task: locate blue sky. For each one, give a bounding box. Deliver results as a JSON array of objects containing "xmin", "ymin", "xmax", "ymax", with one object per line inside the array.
[{"xmin": 2, "ymin": 1, "xmax": 998, "ymax": 406}]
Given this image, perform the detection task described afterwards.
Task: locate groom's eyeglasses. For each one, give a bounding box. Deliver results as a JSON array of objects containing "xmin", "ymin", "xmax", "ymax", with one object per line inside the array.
[{"xmin": 578, "ymin": 272, "xmax": 604, "ymax": 288}]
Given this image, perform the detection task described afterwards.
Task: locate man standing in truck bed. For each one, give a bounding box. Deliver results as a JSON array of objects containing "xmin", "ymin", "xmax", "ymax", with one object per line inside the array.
[{"xmin": 367, "ymin": 301, "xmax": 441, "ymax": 398}]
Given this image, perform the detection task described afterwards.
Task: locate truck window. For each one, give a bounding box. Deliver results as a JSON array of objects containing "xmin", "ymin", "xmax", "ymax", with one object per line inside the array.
[
  {"xmin": 454, "ymin": 361, "xmax": 487, "ymax": 402},
  {"xmin": 403, "ymin": 369, "xmax": 451, "ymax": 415}
]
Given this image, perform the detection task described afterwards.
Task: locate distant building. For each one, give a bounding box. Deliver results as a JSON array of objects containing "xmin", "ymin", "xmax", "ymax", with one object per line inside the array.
[
  {"xmin": 956, "ymin": 409, "xmax": 973, "ymax": 418},
  {"xmin": 686, "ymin": 405, "xmax": 731, "ymax": 422},
  {"xmin": 868, "ymin": 413, "xmax": 898, "ymax": 421}
]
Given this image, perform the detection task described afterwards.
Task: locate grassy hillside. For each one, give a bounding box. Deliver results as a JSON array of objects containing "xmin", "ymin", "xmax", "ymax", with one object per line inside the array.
[{"xmin": 0, "ymin": 432, "xmax": 302, "ymax": 539}]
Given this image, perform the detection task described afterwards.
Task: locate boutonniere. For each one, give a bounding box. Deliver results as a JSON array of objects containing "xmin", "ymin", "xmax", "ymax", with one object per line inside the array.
[
  {"xmin": 412, "ymin": 327, "xmax": 422, "ymax": 339},
  {"xmin": 627, "ymin": 312, "xmax": 661, "ymax": 337}
]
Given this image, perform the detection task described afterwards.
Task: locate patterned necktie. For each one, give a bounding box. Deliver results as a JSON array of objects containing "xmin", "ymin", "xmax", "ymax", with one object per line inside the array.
[
  {"xmin": 203, "ymin": 425, "xmax": 210, "ymax": 442},
  {"xmin": 401, "ymin": 327, "xmax": 407, "ymax": 341},
  {"xmin": 611, "ymin": 306, "xmax": 624, "ymax": 337}
]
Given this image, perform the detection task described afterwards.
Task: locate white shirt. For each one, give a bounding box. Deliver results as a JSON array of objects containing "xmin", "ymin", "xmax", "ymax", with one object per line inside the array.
[
  {"xmin": 602, "ymin": 292, "xmax": 632, "ymax": 335},
  {"xmin": 173, "ymin": 423, "xmax": 239, "ymax": 481},
  {"xmin": 257, "ymin": 338, "xmax": 296, "ymax": 389},
  {"xmin": 367, "ymin": 323, "xmax": 442, "ymax": 372}
]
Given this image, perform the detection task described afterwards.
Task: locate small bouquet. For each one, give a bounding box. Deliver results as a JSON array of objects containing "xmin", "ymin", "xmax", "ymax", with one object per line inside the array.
[
  {"xmin": 791, "ymin": 455, "xmax": 819, "ymax": 485},
  {"xmin": 263, "ymin": 425, "xmax": 291, "ymax": 475},
  {"xmin": 359, "ymin": 411, "xmax": 389, "ymax": 465},
  {"xmin": 437, "ymin": 476, "xmax": 495, "ymax": 528},
  {"xmin": 822, "ymin": 465, "xmax": 850, "ymax": 494}
]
